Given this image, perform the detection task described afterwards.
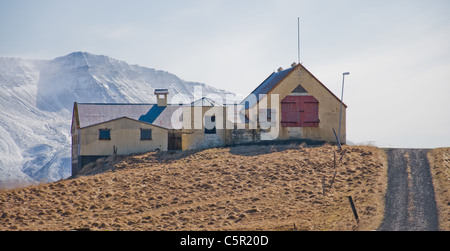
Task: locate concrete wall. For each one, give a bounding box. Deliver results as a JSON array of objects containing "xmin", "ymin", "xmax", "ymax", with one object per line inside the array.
[
  {"xmin": 258, "ymin": 64, "xmax": 346, "ymax": 144},
  {"xmin": 229, "ymin": 129, "xmax": 260, "ymax": 145},
  {"xmin": 181, "ymin": 106, "xmax": 228, "ymax": 150},
  {"xmin": 79, "ymin": 117, "xmax": 168, "ymax": 156}
]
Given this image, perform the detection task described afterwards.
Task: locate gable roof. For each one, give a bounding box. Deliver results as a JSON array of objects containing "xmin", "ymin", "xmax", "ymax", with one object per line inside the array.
[
  {"xmin": 249, "ymin": 67, "xmax": 296, "ymax": 98},
  {"xmin": 73, "ymin": 98, "xmax": 224, "ymax": 131},
  {"xmin": 190, "ymin": 97, "xmax": 221, "ymax": 107},
  {"xmin": 74, "ymin": 103, "xmax": 183, "ymax": 130},
  {"xmin": 300, "ymin": 65, "xmax": 348, "ymax": 108},
  {"xmin": 240, "ymin": 63, "xmax": 347, "ymax": 108},
  {"xmin": 240, "ymin": 67, "xmax": 296, "ymax": 107},
  {"xmin": 80, "ymin": 116, "xmax": 170, "ymax": 130}
]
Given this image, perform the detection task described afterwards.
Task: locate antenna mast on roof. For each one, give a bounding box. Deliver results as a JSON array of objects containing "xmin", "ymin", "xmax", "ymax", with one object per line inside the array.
[{"xmin": 298, "ymin": 17, "xmax": 301, "ymax": 64}]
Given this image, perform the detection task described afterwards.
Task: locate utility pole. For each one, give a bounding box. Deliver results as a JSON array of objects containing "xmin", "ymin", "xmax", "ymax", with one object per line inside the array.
[
  {"xmin": 338, "ymin": 72, "xmax": 350, "ymax": 149},
  {"xmin": 298, "ymin": 17, "xmax": 300, "ymax": 64}
]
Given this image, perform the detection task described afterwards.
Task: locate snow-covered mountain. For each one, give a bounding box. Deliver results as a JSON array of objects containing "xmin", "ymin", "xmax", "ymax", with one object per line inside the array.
[{"xmin": 0, "ymin": 52, "xmax": 239, "ymax": 189}]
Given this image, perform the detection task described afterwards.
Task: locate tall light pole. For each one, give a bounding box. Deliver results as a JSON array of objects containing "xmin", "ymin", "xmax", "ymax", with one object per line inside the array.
[
  {"xmin": 298, "ymin": 17, "xmax": 300, "ymax": 64},
  {"xmin": 338, "ymin": 72, "xmax": 350, "ymax": 149}
]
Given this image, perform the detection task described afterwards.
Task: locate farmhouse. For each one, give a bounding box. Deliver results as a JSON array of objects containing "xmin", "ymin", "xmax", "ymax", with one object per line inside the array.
[
  {"xmin": 241, "ymin": 62, "xmax": 347, "ymax": 144},
  {"xmin": 71, "ymin": 63, "xmax": 346, "ymax": 176}
]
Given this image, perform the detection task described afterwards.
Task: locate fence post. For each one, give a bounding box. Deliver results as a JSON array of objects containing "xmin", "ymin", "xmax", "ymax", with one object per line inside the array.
[
  {"xmin": 333, "ymin": 128, "xmax": 341, "ymax": 150},
  {"xmin": 334, "ymin": 151, "xmax": 336, "ymax": 169},
  {"xmin": 348, "ymin": 196, "xmax": 359, "ymax": 222},
  {"xmin": 322, "ymin": 177, "xmax": 326, "ymax": 195}
]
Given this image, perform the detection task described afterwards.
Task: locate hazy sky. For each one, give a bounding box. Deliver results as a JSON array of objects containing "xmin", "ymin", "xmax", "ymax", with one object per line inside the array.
[{"xmin": 1, "ymin": 0, "xmax": 449, "ymax": 148}]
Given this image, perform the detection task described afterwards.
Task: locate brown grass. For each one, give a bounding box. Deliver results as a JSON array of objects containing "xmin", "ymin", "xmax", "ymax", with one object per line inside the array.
[
  {"xmin": 0, "ymin": 144, "xmax": 388, "ymax": 231},
  {"xmin": 428, "ymin": 148, "xmax": 450, "ymax": 231}
]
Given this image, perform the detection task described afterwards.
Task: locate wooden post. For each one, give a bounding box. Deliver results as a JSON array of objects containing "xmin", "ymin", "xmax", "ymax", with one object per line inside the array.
[
  {"xmin": 348, "ymin": 196, "xmax": 359, "ymax": 222},
  {"xmin": 333, "ymin": 151, "xmax": 336, "ymax": 169},
  {"xmin": 330, "ymin": 170, "xmax": 337, "ymax": 189},
  {"xmin": 339, "ymin": 149, "xmax": 347, "ymax": 162},
  {"xmin": 333, "ymin": 128, "xmax": 341, "ymax": 150},
  {"xmin": 322, "ymin": 176, "xmax": 326, "ymax": 195},
  {"xmin": 113, "ymin": 145, "xmax": 117, "ymax": 160}
]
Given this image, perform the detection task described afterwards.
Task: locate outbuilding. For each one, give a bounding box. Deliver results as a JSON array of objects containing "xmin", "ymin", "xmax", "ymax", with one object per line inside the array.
[{"xmin": 71, "ymin": 103, "xmax": 172, "ymax": 176}]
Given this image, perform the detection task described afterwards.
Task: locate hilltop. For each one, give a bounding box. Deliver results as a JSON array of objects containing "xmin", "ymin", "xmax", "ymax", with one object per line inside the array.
[{"xmin": 0, "ymin": 144, "xmax": 388, "ymax": 231}]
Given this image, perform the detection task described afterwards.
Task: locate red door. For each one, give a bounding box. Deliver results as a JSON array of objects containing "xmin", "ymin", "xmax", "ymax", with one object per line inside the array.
[
  {"xmin": 281, "ymin": 97, "xmax": 300, "ymax": 127},
  {"xmin": 281, "ymin": 96, "xmax": 319, "ymax": 127},
  {"xmin": 300, "ymin": 96, "xmax": 319, "ymax": 127}
]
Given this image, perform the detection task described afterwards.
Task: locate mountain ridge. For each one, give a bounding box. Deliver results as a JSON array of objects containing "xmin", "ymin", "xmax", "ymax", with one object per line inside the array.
[{"xmin": 0, "ymin": 52, "xmax": 239, "ymax": 189}]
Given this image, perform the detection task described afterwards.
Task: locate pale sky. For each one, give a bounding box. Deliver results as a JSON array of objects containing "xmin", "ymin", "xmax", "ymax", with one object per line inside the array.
[{"xmin": 1, "ymin": 0, "xmax": 449, "ymax": 148}]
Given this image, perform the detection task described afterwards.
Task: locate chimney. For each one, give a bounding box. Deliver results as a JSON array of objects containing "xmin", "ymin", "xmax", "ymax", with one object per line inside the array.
[
  {"xmin": 278, "ymin": 67, "xmax": 283, "ymax": 72},
  {"xmin": 154, "ymin": 89, "xmax": 169, "ymax": 107}
]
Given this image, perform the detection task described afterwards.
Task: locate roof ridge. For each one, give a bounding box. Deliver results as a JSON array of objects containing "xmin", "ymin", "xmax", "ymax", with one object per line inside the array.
[
  {"xmin": 76, "ymin": 103, "xmax": 156, "ymax": 105},
  {"xmin": 240, "ymin": 65, "xmax": 297, "ymax": 106}
]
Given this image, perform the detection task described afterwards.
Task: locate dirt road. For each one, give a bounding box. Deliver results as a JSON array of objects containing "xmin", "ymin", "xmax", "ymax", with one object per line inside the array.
[{"xmin": 378, "ymin": 149, "xmax": 439, "ymax": 231}]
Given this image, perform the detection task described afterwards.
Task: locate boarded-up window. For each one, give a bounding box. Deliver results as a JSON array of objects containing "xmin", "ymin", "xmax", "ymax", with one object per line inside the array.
[
  {"xmin": 140, "ymin": 129, "xmax": 152, "ymax": 141},
  {"xmin": 99, "ymin": 129, "xmax": 111, "ymax": 140},
  {"xmin": 281, "ymin": 96, "xmax": 319, "ymax": 127},
  {"xmin": 281, "ymin": 99, "xmax": 299, "ymax": 127},
  {"xmin": 301, "ymin": 99, "xmax": 320, "ymax": 127}
]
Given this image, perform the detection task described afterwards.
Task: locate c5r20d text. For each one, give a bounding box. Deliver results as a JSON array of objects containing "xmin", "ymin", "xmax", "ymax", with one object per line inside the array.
[{"xmin": 224, "ymin": 235, "xmax": 269, "ymax": 246}]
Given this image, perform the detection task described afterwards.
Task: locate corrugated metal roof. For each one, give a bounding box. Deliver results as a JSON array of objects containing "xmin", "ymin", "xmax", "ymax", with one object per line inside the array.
[
  {"xmin": 76, "ymin": 103, "xmax": 183, "ymax": 129},
  {"xmin": 252, "ymin": 68, "xmax": 295, "ymax": 97},
  {"xmin": 150, "ymin": 105, "xmax": 183, "ymax": 129},
  {"xmin": 240, "ymin": 67, "xmax": 296, "ymax": 108},
  {"xmin": 190, "ymin": 97, "xmax": 221, "ymax": 107}
]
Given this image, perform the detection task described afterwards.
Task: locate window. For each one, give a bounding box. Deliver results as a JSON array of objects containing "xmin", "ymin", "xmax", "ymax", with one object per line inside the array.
[
  {"xmin": 140, "ymin": 129, "xmax": 152, "ymax": 141},
  {"xmin": 99, "ymin": 129, "xmax": 111, "ymax": 140},
  {"xmin": 291, "ymin": 84, "xmax": 308, "ymax": 94},
  {"xmin": 204, "ymin": 115, "xmax": 216, "ymax": 134}
]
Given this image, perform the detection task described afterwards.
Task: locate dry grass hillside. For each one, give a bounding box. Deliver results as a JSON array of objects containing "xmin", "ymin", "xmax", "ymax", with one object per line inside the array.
[
  {"xmin": 0, "ymin": 144, "xmax": 388, "ymax": 231},
  {"xmin": 428, "ymin": 148, "xmax": 450, "ymax": 230}
]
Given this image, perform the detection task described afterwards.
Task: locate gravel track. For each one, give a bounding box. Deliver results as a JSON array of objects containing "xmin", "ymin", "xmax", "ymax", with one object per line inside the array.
[{"xmin": 379, "ymin": 148, "xmax": 439, "ymax": 231}]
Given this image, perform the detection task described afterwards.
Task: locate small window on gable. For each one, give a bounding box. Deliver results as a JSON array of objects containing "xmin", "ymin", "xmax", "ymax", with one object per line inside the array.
[
  {"xmin": 292, "ymin": 84, "xmax": 308, "ymax": 94},
  {"xmin": 140, "ymin": 129, "xmax": 152, "ymax": 141},
  {"xmin": 99, "ymin": 129, "xmax": 111, "ymax": 140}
]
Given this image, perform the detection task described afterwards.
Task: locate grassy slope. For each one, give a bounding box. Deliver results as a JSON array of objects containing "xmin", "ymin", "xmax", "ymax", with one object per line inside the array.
[
  {"xmin": 428, "ymin": 148, "xmax": 450, "ymax": 231},
  {"xmin": 0, "ymin": 144, "xmax": 388, "ymax": 231}
]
